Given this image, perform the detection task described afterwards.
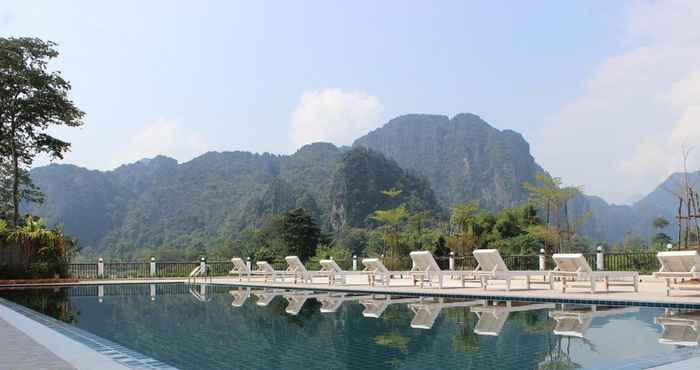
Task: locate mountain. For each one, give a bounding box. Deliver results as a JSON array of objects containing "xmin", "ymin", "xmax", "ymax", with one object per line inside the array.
[
  {"xmin": 25, "ymin": 112, "xmax": 698, "ymax": 255},
  {"xmin": 354, "ymin": 113, "xmax": 542, "ymax": 210},
  {"xmin": 25, "ymin": 144, "xmax": 438, "ymax": 256}
]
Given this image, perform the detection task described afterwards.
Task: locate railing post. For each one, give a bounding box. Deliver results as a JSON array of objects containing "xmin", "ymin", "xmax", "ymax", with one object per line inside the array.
[
  {"xmin": 352, "ymin": 255, "xmax": 357, "ymax": 271},
  {"xmin": 666, "ymin": 243, "xmax": 673, "ymax": 251},
  {"xmin": 200, "ymin": 256, "xmax": 207, "ymax": 276},
  {"xmin": 596, "ymin": 246, "xmax": 604, "ymax": 271},
  {"xmin": 98, "ymin": 258, "xmax": 104, "ymax": 278},
  {"xmin": 150, "ymin": 257, "xmax": 156, "ymax": 277},
  {"xmin": 246, "ymin": 257, "xmax": 251, "ymax": 271},
  {"xmin": 449, "ymin": 252, "xmax": 455, "ymax": 271},
  {"xmin": 539, "ymin": 249, "xmax": 545, "ymax": 271}
]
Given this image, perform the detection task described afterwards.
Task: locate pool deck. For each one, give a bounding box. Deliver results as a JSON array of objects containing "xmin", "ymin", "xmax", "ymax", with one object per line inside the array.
[
  {"xmin": 0, "ymin": 299, "xmax": 131, "ymax": 370},
  {"xmin": 210, "ymin": 274, "xmax": 700, "ymax": 308}
]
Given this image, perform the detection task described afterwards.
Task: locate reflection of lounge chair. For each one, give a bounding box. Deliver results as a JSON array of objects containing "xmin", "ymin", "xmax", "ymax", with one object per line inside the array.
[
  {"xmin": 409, "ymin": 299, "xmax": 486, "ymax": 329},
  {"xmin": 319, "ymin": 259, "xmax": 362, "ymax": 285},
  {"xmin": 253, "ymin": 289, "xmax": 285, "ymax": 306},
  {"xmin": 549, "ymin": 305, "xmax": 639, "ymax": 338},
  {"xmin": 318, "ymin": 294, "xmax": 371, "ymax": 313},
  {"xmin": 255, "ymin": 261, "xmax": 286, "ymax": 283},
  {"xmin": 282, "ymin": 291, "xmax": 336, "ymax": 315},
  {"xmin": 550, "ymin": 254, "xmax": 639, "ymax": 293},
  {"xmin": 471, "ymin": 301, "xmax": 555, "ymax": 336},
  {"xmin": 229, "ymin": 287, "xmax": 251, "ymax": 307},
  {"xmin": 359, "ymin": 295, "xmax": 426, "ymax": 318},
  {"xmin": 653, "ymin": 251, "xmax": 700, "ymax": 296},
  {"xmin": 285, "ymin": 256, "xmax": 326, "ymax": 284},
  {"xmin": 361, "ymin": 258, "xmax": 392, "ymax": 286},
  {"xmin": 473, "ymin": 249, "xmax": 549, "ymax": 291},
  {"xmin": 409, "ymin": 251, "xmax": 472, "ymax": 288},
  {"xmin": 655, "ymin": 310, "xmax": 700, "ymax": 346}
]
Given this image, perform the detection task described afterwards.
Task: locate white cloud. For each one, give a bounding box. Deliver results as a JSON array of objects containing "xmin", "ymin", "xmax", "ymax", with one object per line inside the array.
[
  {"xmin": 115, "ymin": 118, "xmax": 207, "ymax": 166},
  {"xmin": 531, "ymin": 0, "xmax": 700, "ymax": 203},
  {"xmin": 290, "ymin": 88, "xmax": 382, "ymax": 148}
]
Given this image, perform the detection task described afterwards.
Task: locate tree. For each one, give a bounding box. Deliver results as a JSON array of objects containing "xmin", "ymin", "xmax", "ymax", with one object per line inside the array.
[
  {"xmin": 371, "ymin": 205, "xmax": 407, "ymax": 257},
  {"xmin": 279, "ymin": 208, "xmax": 321, "ymax": 261},
  {"xmin": 653, "ymin": 217, "xmax": 670, "ymax": 230},
  {"xmin": 0, "ymin": 37, "xmax": 85, "ymax": 227},
  {"xmin": 652, "ymin": 217, "xmax": 671, "ymax": 249},
  {"xmin": 523, "ymin": 172, "xmax": 585, "ymax": 253}
]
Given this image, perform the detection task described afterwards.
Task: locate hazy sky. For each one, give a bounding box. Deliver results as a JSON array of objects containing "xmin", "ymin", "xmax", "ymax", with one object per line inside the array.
[{"xmin": 1, "ymin": 1, "xmax": 699, "ymax": 204}]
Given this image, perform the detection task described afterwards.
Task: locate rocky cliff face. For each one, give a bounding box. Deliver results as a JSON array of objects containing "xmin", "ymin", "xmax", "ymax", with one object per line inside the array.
[{"xmin": 354, "ymin": 113, "xmax": 542, "ymax": 210}]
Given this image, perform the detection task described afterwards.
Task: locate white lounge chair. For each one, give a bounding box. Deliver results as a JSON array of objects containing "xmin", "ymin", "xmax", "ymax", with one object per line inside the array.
[
  {"xmin": 229, "ymin": 287, "xmax": 251, "ymax": 307},
  {"xmin": 319, "ymin": 259, "xmax": 362, "ymax": 285},
  {"xmin": 361, "ymin": 258, "xmax": 392, "ymax": 286},
  {"xmin": 550, "ymin": 253, "xmax": 639, "ymax": 293},
  {"xmin": 229, "ymin": 257, "xmax": 253, "ymax": 281},
  {"xmin": 471, "ymin": 301, "xmax": 555, "ymax": 336},
  {"xmin": 653, "ymin": 251, "xmax": 700, "ymax": 296},
  {"xmin": 359, "ymin": 295, "xmax": 425, "ymax": 318},
  {"xmin": 409, "ymin": 251, "xmax": 473, "ymax": 288},
  {"xmin": 255, "ymin": 261, "xmax": 285, "ymax": 283},
  {"xmin": 472, "ymin": 249, "xmax": 549, "ymax": 291},
  {"xmin": 409, "ymin": 299, "xmax": 486, "ymax": 329},
  {"xmin": 285, "ymin": 256, "xmax": 325, "ymax": 284},
  {"xmin": 655, "ymin": 310, "xmax": 700, "ymax": 346},
  {"xmin": 549, "ymin": 304, "xmax": 639, "ymax": 338}
]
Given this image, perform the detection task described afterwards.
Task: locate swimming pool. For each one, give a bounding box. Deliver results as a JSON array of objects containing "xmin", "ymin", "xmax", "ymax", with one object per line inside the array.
[{"xmin": 1, "ymin": 283, "xmax": 698, "ymax": 369}]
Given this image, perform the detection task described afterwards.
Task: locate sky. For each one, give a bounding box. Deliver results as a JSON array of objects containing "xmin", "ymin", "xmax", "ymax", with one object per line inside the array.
[{"xmin": 1, "ymin": 1, "xmax": 699, "ymax": 204}]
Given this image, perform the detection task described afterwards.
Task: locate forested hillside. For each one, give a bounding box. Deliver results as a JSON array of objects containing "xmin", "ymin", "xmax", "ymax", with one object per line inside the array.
[{"xmin": 26, "ymin": 113, "xmax": 697, "ymax": 258}]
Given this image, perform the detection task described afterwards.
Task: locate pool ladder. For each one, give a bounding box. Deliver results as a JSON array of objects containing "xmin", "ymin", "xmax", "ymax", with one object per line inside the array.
[{"xmin": 186, "ymin": 264, "xmax": 212, "ymax": 285}]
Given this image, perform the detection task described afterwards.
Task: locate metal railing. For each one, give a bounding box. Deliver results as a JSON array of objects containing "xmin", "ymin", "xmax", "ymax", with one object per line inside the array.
[{"xmin": 67, "ymin": 251, "xmax": 662, "ymax": 280}]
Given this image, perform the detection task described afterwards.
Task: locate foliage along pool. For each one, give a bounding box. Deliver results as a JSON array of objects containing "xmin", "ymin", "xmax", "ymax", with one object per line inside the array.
[{"xmin": 0, "ymin": 283, "xmax": 699, "ymax": 370}]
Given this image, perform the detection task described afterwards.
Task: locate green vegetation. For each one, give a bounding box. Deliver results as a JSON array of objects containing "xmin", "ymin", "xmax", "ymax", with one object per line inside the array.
[
  {"xmin": 0, "ymin": 37, "xmax": 82, "ymax": 278},
  {"xmin": 0, "ymin": 37, "xmax": 85, "ymax": 227}
]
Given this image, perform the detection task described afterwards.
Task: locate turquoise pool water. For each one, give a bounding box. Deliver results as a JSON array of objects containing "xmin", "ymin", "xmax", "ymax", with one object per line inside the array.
[{"xmin": 1, "ymin": 283, "xmax": 698, "ymax": 370}]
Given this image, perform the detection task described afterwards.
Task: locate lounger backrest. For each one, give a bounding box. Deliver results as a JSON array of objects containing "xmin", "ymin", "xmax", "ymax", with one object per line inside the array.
[
  {"xmin": 362, "ymin": 258, "xmax": 390, "ymax": 273},
  {"xmin": 552, "ymin": 253, "xmax": 592, "ymax": 273},
  {"xmin": 473, "ymin": 249, "xmax": 509, "ymax": 272},
  {"xmin": 256, "ymin": 261, "xmax": 275, "ymax": 273},
  {"xmin": 409, "ymin": 251, "xmax": 442, "ymax": 272},
  {"xmin": 656, "ymin": 251, "xmax": 700, "ymax": 273},
  {"xmin": 285, "ymin": 256, "xmax": 307, "ymax": 273},
  {"xmin": 230, "ymin": 257, "xmax": 250, "ymax": 273},
  {"xmin": 319, "ymin": 259, "xmax": 343, "ymax": 273}
]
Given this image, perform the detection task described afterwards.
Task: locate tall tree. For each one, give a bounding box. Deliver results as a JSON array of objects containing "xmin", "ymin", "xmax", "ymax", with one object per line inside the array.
[
  {"xmin": 0, "ymin": 37, "xmax": 84, "ymax": 227},
  {"xmin": 279, "ymin": 208, "xmax": 321, "ymax": 261}
]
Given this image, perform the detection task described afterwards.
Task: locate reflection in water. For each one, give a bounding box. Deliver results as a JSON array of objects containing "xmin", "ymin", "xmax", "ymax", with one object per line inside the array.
[
  {"xmin": 549, "ymin": 305, "xmax": 639, "ymax": 338},
  {"xmin": 410, "ymin": 299, "xmax": 486, "ymax": 330},
  {"xmin": 471, "ymin": 302, "xmax": 555, "ymax": 336},
  {"xmin": 0, "ymin": 284, "xmax": 687, "ymax": 370},
  {"xmin": 655, "ymin": 309, "xmax": 700, "ymax": 346}
]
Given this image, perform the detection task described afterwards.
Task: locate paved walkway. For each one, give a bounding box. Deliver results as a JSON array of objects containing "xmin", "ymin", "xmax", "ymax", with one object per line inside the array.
[{"xmin": 0, "ymin": 317, "xmax": 76, "ymax": 370}]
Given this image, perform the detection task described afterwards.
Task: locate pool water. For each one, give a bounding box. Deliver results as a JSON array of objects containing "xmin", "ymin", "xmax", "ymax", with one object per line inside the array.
[{"xmin": 1, "ymin": 283, "xmax": 698, "ymax": 370}]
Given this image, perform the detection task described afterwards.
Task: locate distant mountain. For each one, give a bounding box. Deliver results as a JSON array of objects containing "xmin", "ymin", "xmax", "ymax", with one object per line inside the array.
[
  {"xmin": 25, "ymin": 144, "xmax": 438, "ymax": 256},
  {"xmin": 354, "ymin": 113, "xmax": 543, "ymax": 210}
]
